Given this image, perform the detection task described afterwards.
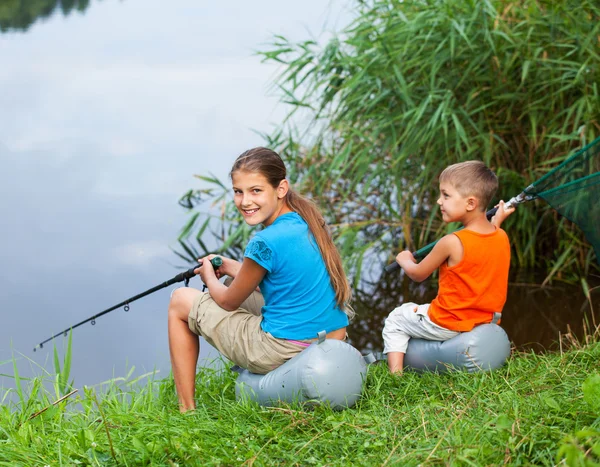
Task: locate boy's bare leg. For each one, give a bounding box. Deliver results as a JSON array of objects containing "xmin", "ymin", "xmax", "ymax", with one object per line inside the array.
[
  {"xmin": 387, "ymin": 352, "xmax": 405, "ymax": 374},
  {"xmin": 168, "ymin": 288, "xmax": 201, "ymax": 412}
]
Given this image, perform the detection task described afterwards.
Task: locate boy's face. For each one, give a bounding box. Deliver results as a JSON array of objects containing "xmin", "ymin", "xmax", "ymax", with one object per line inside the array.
[{"xmin": 437, "ymin": 182, "xmax": 472, "ymax": 223}]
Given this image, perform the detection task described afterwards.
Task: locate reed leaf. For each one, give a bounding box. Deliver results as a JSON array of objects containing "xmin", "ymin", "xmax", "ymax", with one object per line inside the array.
[
  {"xmin": 52, "ymin": 330, "xmax": 73, "ymax": 397},
  {"xmin": 178, "ymin": 0, "xmax": 600, "ymax": 284},
  {"xmin": 11, "ymin": 350, "xmax": 25, "ymax": 414},
  {"xmin": 177, "ymin": 212, "xmax": 200, "ymax": 241}
]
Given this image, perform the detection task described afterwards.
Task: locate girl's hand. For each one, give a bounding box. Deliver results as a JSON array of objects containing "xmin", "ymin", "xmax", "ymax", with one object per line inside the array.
[
  {"xmin": 491, "ymin": 200, "xmax": 516, "ymax": 228},
  {"xmin": 194, "ymin": 254, "xmax": 242, "ymax": 281},
  {"xmin": 207, "ymin": 254, "xmax": 241, "ymax": 279},
  {"xmin": 194, "ymin": 255, "xmax": 218, "ymax": 285}
]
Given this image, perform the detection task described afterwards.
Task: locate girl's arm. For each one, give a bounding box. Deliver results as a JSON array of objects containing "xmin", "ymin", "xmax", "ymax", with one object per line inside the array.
[
  {"xmin": 396, "ymin": 234, "xmax": 459, "ymax": 282},
  {"xmin": 196, "ymin": 256, "xmax": 266, "ymax": 311}
]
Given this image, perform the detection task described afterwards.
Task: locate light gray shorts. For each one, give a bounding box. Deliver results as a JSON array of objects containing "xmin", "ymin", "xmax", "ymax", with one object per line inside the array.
[
  {"xmin": 382, "ymin": 302, "xmax": 460, "ymax": 354},
  {"xmin": 188, "ymin": 290, "xmax": 311, "ymax": 374}
]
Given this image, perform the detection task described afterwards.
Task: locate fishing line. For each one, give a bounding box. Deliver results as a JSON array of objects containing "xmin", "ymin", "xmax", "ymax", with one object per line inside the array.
[{"xmin": 33, "ymin": 257, "xmax": 222, "ymax": 351}]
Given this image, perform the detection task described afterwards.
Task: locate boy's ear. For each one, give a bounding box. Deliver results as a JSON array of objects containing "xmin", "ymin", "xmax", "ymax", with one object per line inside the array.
[
  {"xmin": 277, "ymin": 179, "xmax": 289, "ymax": 199},
  {"xmin": 466, "ymin": 196, "xmax": 478, "ymax": 212}
]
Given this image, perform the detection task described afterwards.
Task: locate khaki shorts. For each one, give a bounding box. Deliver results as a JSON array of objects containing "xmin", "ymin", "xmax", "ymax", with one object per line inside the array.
[{"xmin": 188, "ymin": 290, "xmax": 311, "ymax": 374}]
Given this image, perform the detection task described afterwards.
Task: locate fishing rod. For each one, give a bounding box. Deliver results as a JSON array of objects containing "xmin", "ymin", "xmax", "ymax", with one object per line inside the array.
[
  {"xmin": 33, "ymin": 257, "xmax": 223, "ymax": 352},
  {"xmin": 383, "ymin": 191, "xmax": 532, "ymax": 272},
  {"xmin": 385, "ymin": 135, "xmax": 600, "ymax": 272}
]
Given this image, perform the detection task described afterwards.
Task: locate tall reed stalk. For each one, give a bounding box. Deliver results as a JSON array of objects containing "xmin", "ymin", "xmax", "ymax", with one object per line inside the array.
[{"xmin": 180, "ymin": 0, "xmax": 600, "ymax": 283}]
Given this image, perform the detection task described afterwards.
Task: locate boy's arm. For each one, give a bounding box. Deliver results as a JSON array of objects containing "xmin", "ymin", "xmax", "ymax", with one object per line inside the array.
[
  {"xmin": 396, "ymin": 234, "xmax": 458, "ymax": 282},
  {"xmin": 490, "ymin": 200, "xmax": 516, "ymax": 228}
]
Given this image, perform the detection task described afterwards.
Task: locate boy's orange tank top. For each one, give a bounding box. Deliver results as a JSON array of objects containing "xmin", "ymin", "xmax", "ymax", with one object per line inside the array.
[{"xmin": 428, "ymin": 228, "xmax": 511, "ymax": 332}]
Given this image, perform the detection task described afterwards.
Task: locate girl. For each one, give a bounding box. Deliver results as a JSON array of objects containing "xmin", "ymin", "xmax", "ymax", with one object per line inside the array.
[{"xmin": 168, "ymin": 147, "xmax": 353, "ymax": 412}]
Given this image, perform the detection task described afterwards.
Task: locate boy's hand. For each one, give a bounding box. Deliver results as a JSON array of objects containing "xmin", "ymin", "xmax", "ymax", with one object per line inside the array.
[
  {"xmin": 396, "ymin": 250, "xmax": 416, "ymax": 266},
  {"xmin": 491, "ymin": 200, "xmax": 516, "ymax": 228},
  {"xmin": 397, "ymin": 235, "xmax": 455, "ymax": 283}
]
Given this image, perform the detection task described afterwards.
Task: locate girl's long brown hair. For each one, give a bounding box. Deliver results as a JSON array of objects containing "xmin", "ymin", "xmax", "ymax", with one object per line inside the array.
[{"xmin": 231, "ymin": 147, "xmax": 353, "ymax": 317}]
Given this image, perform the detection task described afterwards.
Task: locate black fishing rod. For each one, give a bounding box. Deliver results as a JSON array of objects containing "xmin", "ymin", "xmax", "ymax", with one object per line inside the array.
[{"xmin": 33, "ymin": 257, "xmax": 223, "ymax": 352}]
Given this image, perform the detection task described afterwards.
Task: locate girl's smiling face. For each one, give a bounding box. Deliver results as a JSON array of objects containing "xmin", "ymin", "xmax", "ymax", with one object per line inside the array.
[{"xmin": 232, "ymin": 170, "xmax": 289, "ymax": 226}]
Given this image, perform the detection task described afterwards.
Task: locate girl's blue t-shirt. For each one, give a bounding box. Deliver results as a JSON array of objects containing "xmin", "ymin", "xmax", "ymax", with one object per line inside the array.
[{"xmin": 243, "ymin": 212, "xmax": 349, "ymax": 340}]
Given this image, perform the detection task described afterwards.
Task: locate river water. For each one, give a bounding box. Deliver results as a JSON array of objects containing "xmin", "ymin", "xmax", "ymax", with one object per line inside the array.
[
  {"xmin": 1, "ymin": 0, "xmax": 598, "ymax": 397},
  {"xmin": 0, "ymin": 0, "xmax": 352, "ymax": 391}
]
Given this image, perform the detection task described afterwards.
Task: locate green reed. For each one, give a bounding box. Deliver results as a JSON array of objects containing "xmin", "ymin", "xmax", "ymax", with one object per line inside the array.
[{"xmin": 178, "ymin": 0, "xmax": 600, "ymax": 285}]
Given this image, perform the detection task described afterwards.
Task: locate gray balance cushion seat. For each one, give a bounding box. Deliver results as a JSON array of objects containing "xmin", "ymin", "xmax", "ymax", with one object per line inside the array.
[
  {"xmin": 404, "ymin": 323, "xmax": 511, "ymax": 373},
  {"xmin": 233, "ymin": 336, "xmax": 368, "ymax": 409}
]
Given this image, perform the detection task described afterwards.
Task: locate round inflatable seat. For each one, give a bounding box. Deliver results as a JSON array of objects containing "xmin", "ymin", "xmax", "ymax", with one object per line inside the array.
[
  {"xmin": 234, "ymin": 337, "xmax": 368, "ymax": 409},
  {"xmin": 404, "ymin": 323, "xmax": 511, "ymax": 373}
]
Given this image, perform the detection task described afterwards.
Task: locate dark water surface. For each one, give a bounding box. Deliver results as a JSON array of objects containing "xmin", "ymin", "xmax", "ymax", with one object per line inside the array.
[{"xmin": 350, "ymin": 269, "xmax": 600, "ymax": 353}]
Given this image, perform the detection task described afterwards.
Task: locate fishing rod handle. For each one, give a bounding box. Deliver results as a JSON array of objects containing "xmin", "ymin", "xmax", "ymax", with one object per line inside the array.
[
  {"xmin": 385, "ymin": 238, "xmax": 438, "ymax": 272},
  {"xmin": 173, "ymin": 256, "xmax": 223, "ymax": 283},
  {"xmin": 384, "ymin": 248, "xmax": 429, "ymax": 272},
  {"xmin": 201, "ymin": 256, "xmax": 223, "ymax": 269},
  {"xmin": 485, "ymin": 196, "xmax": 519, "ymax": 219},
  {"xmin": 384, "ymin": 196, "xmax": 523, "ymax": 273}
]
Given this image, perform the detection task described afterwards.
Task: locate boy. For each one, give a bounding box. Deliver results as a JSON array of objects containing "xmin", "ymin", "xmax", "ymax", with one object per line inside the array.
[{"xmin": 383, "ymin": 161, "xmax": 515, "ymax": 373}]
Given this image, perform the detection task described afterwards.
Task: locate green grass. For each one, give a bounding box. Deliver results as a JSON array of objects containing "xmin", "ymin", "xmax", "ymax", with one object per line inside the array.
[{"xmin": 1, "ymin": 341, "xmax": 599, "ymax": 466}]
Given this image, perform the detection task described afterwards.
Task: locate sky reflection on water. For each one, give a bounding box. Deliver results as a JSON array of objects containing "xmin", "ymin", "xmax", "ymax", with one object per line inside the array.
[{"xmin": 0, "ymin": 0, "xmax": 352, "ymax": 390}]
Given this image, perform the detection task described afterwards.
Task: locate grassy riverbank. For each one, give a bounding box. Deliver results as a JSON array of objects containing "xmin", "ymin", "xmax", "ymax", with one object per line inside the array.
[{"xmin": 1, "ymin": 339, "xmax": 599, "ymax": 466}]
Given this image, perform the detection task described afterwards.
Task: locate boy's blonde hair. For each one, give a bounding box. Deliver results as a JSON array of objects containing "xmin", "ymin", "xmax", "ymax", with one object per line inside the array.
[{"xmin": 439, "ymin": 161, "xmax": 498, "ymax": 211}]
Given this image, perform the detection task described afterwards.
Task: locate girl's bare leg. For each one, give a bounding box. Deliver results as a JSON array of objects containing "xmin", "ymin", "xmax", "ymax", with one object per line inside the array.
[
  {"xmin": 387, "ymin": 352, "xmax": 405, "ymax": 374},
  {"xmin": 168, "ymin": 288, "xmax": 201, "ymax": 412}
]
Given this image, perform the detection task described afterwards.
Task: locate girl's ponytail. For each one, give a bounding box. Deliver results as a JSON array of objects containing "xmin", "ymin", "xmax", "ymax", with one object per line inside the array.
[
  {"xmin": 286, "ymin": 191, "xmax": 353, "ymax": 317},
  {"xmin": 231, "ymin": 147, "xmax": 353, "ymax": 318}
]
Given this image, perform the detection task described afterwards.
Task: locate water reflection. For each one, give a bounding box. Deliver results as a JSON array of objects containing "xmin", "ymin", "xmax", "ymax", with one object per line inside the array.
[
  {"xmin": 0, "ymin": 0, "xmax": 354, "ymax": 392},
  {"xmin": 0, "ymin": 0, "xmax": 92, "ymax": 32},
  {"xmin": 349, "ymin": 269, "xmax": 600, "ymax": 353}
]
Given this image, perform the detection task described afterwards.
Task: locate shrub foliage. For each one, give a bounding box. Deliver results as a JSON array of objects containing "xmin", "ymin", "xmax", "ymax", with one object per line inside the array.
[{"xmin": 181, "ymin": 0, "xmax": 600, "ymax": 282}]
